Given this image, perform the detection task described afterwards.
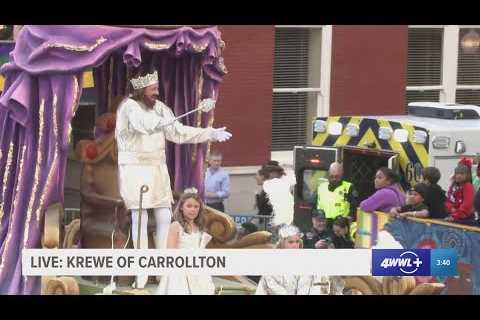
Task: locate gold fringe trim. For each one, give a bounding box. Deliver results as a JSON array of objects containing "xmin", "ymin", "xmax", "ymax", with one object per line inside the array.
[
  {"xmin": 24, "ymin": 99, "xmax": 45, "ymax": 246},
  {"xmin": 0, "ymin": 145, "xmax": 26, "ymax": 273},
  {"xmin": 219, "ymin": 39, "xmax": 226, "ymax": 51},
  {"xmin": 192, "ymin": 42, "xmax": 208, "ymax": 53},
  {"xmin": 218, "ymin": 57, "xmax": 228, "ymax": 74},
  {"xmin": 0, "ymin": 142, "xmax": 14, "ymax": 221},
  {"xmin": 47, "ymin": 36, "xmax": 107, "ymax": 52},
  {"xmin": 67, "ymin": 77, "xmax": 79, "ymax": 145},
  {"xmin": 144, "ymin": 41, "xmax": 169, "ymax": 50},
  {"xmin": 36, "ymin": 76, "xmax": 79, "ymax": 223}
]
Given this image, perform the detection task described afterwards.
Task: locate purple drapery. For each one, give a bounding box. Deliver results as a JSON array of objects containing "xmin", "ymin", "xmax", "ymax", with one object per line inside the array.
[
  {"xmin": 0, "ymin": 73, "xmax": 82, "ymax": 294},
  {"xmin": 0, "ymin": 25, "xmax": 226, "ymax": 294},
  {"xmin": 92, "ymin": 49, "xmax": 219, "ymax": 194}
]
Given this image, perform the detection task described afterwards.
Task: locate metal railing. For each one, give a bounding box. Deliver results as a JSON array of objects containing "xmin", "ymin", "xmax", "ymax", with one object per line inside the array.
[{"xmin": 230, "ymin": 213, "xmax": 274, "ymax": 232}]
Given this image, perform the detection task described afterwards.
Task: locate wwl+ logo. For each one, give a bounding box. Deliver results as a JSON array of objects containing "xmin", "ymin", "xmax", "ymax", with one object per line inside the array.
[
  {"xmin": 372, "ymin": 249, "xmax": 430, "ymax": 276},
  {"xmin": 380, "ymin": 251, "xmax": 423, "ymax": 274}
]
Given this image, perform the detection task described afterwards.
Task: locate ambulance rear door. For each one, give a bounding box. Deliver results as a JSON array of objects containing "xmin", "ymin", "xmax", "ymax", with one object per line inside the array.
[
  {"xmin": 293, "ymin": 145, "xmax": 339, "ymax": 231},
  {"xmin": 341, "ymin": 145, "xmax": 399, "ymax": 202}
]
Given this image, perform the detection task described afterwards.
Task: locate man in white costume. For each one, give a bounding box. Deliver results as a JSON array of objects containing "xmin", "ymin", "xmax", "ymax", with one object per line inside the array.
[{"xmin": 115, "ymin": 70, "xmax": 232, "ymax": 288}]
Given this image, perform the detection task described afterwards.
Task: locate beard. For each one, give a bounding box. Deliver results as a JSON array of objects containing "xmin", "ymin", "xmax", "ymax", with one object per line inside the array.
[{"xmin": 143, "ymin": 96, "xmax": 157, "ymax": 108}]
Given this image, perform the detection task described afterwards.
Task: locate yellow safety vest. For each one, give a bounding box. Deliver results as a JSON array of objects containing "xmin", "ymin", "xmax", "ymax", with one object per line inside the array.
[{"xmin": 316, "ymin": 181, "xmax": 352, "ymax": 219}]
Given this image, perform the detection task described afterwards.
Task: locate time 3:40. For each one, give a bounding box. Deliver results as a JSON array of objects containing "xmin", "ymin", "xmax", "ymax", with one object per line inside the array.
[{"xmin": 435, "ymin": 259, "xmax": 451, "ymax": 266}]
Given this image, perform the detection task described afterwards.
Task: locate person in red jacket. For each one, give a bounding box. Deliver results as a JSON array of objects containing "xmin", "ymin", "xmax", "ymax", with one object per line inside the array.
[{"xmin": 445, "ymin": 158, "xmax": 475, "ymax": 224}]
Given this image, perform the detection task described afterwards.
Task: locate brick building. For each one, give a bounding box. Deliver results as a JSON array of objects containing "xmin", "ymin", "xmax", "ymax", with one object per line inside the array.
[
  {"xmin": 2, "ymin": 25, "xmax": 479, "ymax": 213},
  {"xmin": 215, "ymin": 25, "xmax": 480, "ymax": 213}
]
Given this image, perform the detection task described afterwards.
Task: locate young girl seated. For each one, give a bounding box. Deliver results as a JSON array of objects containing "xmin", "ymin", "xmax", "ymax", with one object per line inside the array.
[
  {"xmin": 390, "ymin": 183, "xmax": 429, "ymax": 219},
  {"xmin": 420, "ymin": 167, "xmax": 447, "ymax": 219},
  {"xmin": 155, "ymin": 188, "xmax": 215, "ymax": 295},
  {"xmin": 445, "ymin": 159, "xmax": 476, "ymax": 224}
]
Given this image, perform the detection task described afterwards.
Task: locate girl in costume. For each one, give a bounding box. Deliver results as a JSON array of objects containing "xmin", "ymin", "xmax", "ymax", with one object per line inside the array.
[
  {"xmin": 445, "ymin": 158, "xmax": 476, "ymax": 225},
  {"xmin": 155, "ymin": 189, "xmax": 215, "ymax": 295}
]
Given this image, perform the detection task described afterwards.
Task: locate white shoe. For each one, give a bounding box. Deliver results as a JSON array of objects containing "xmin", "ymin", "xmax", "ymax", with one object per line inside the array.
[
  {"xmin": 132, "ymin": 275, "xmax": 148, "ymax": 289},
  {"xmin": 103, "ymin": 281, "xmax": 117, "ymax": 295}
]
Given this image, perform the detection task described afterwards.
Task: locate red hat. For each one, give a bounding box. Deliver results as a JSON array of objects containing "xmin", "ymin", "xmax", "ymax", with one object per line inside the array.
[{"xmin": 459, "ymin": 157, "xmax": 473, "ymax": 168}]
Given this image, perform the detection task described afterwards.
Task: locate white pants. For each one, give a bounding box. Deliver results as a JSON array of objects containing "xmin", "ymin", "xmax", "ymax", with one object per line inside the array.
[{"xmin": 131, "ymin": 207, "xmax": 172, "ymax": 288}]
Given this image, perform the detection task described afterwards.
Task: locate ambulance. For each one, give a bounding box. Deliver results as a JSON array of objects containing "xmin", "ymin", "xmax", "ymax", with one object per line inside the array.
[{"xmin": 293, "ymin": 102, "xmax": 480, "ymax": 231}]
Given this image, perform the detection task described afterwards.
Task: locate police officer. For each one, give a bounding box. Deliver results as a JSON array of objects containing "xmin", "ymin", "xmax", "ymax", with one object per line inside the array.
[
  {"xmin": 303, "ymin": 209, "xmax": 334, "ymax": 249},
  {"xmin": 312, "ymin": 162, "xmax": 359, "ymax": 229}
]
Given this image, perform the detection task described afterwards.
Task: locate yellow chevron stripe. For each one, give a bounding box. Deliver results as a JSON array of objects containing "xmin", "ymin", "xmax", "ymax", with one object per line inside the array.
[
  {"xmin": 399, "ymin": 122, "xmax": 429, "ymax": 168},
  {"xmin": 334, "ymin": 116, "xmax": 363, "ymax": 146},
  {"xmin": 376, "ymin": 118, "xmax": 411, "ymax": 180},
  {"xmin": 357, "ymin": 127, "xmax": 383, "ymax": 149},
  {"xmin": 312, "ymin": 116, "xmax": 340, "ymax": 146},
  {"xmin": 1, "ymin": 72, "xmax": 94, "ymax": 91}
]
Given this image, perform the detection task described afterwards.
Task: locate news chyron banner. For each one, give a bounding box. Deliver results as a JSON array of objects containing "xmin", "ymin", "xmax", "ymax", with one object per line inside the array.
[
  {"xmin": 23, "ymin": 249, "xmax": 371, "ymax": 276},
  {"xmin": 23, "ymin": 249, "xmax": 458, "ymax": 277}
]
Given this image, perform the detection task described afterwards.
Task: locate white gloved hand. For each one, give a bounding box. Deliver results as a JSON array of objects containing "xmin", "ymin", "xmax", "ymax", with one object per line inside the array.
[
  {"xmin": 199, "ymin": 98, "xmax": 216, "ymax": 112},
  {"xmin": 210, "ymin": 127, "xmax": 232, "ymax": 142}
]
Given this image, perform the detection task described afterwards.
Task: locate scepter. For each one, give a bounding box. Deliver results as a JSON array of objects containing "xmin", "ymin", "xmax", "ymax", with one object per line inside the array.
[
  {"xmin": 159, "ymin": 98, "xmax": 216, "ymax": 127},
  {"xmin": 135, "ymin": 184, "xmax": 149, "ymax": 289}
]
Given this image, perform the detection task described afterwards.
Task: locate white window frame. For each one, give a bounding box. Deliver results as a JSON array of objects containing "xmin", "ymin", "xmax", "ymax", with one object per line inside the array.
[
  {"xmin": 406, "ymin": 25, "xmax": 447, "ymax": 101},
  {"xmin": 407, "ymin": 25, "xmax": 480, "ymax": 104},
  {"xmin": 456, "ymin": 26, "xmax": 480, "ymax": 93},
  {"xmin": 272, "ymin": 25, "xmax": 332, "ymax": 165}
]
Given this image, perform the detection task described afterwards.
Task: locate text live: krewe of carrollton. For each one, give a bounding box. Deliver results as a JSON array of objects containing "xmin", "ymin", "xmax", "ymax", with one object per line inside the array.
[{"xmin": 0, "ymin": 25, "xmax": 480, "ymax": 295}]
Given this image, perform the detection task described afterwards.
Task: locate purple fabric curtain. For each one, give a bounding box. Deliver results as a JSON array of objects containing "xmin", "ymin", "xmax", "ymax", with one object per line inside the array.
[
  {"xmin": 0, "ymin": 25, "xmax": 226, "ymax": 294},
  {"xmin": 147, "ymin": 50, "xmax": 211, "ymax": 195},
  {"xmin": 0, "ymin": 73, "xmax": 82, "ymax": 294}
]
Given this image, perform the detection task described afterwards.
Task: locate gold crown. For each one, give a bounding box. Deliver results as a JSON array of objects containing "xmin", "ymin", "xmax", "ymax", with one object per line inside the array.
[{"xmin": 130, "ymin": 71, "xmax": 158, "ymax": 90}]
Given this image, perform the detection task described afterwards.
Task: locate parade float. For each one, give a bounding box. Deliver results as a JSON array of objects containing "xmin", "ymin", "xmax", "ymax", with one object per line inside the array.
[
  {"xmin": 354, "ymin": 209, "xmax": 480, "ymax": 295},
  {"xmin": 0, "ymin": 25, "xmax": 271, "ymax": 295}
]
